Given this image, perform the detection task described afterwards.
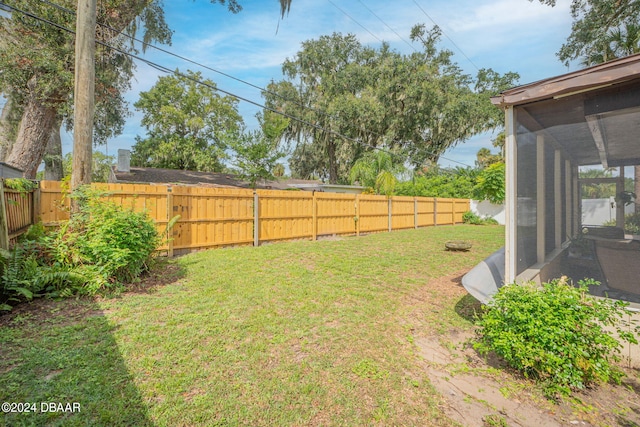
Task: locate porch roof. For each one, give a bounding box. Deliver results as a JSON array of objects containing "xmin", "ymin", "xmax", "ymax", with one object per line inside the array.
[{"xmin": 491, "ymin": 54, "xmax": 640, "ymax": 168}]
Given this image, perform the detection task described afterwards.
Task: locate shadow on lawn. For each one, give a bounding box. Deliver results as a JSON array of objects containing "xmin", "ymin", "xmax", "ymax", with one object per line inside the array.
[{"xmin": 0, "ymin": 299, "xmax": 154, "ymax": 426}]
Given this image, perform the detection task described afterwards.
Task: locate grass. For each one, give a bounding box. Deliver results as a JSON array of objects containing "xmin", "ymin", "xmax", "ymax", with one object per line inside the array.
[{"xmin": 0, "ymin": 225, "xmax": 504, "ymax": 426}]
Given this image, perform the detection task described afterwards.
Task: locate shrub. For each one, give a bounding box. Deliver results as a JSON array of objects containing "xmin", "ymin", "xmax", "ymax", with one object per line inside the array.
[
  {"xmin": 463, "ymin": 211, "xmax": 484, "ymax": 225},
  {"xmin": 0, "ymin": 242, "xmax": 84, "ymax": 311},
  {"xmin": 604, "ymin": 211, "xmax": 640, "ymax": 235},
  {"xmin": 46, "ymin": 186, "xmax": 161, "ymax": 286},
  {"xmin": 462, "ymin": 211, "xmax": 498, "ymax": 225},
  {"xmin": 473, "ymin": 162, "xmax": 505, "ymax": 204},
  {"xmin": 1, "ymin": 186, "xmax": 161, "ymax": 311},
  {"xmin": 475, "ymin": 277, "xmax": 638, "ymax": 397}
]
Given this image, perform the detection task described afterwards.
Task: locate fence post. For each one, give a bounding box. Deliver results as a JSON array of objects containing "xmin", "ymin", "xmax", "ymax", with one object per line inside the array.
[
  {"xmin": 167, "ymin": 186, "xmax": 174, "ymax": 257},
  {"xmin": 433, "ymin": 198, "xmax": 438, "ymax": 227},
  {"xmin": 414, "ymin": 198, "xmax": 418, "ymax": 229},
  {"xmin": 355, "ymin": 194, "xmax": 360, "ymax": 237},
  {"xmin": 388, "ymin": 197, "xmax": 392, "ymax": 232},
  {"xmin": 33, "ymin": 184, "xmax": 41, "ymax": 224},
  {"xmin": 312, "ymin": 191, "xmax": 317, "ymax": 241},
  {"xmin": 254, "ymin": 191, "xmax": 260, "ymax": 246},
  {"xmin": 0, "ymin": 180, "xmax": 8, "ymax": 250}
]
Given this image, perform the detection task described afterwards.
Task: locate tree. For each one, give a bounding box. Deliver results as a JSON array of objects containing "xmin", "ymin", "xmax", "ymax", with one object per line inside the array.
[
  {"xmin": 0, "ymin": 0, "xmax": 294, "ymax": 178},
  {"xmin": 131, "ymin": 70, "xmax": 243, "ymax": 172},
  {"xmin": 474, "ymin": 162, "xmax": 506, "ymax": 204},
  {"xmin": 349, "ymin": 149, "xmax": 404, "ymax": 195},
  {"xmin": 476, "ymin": 147, "xmax": 503, "ymax": 169},
  {"xmin": 265, "ymin": 26, "xmax": 518, "ymax": 184},
  {"xmin": 265, "ymin": 33, "xmax": 378, "ymax": 184},
  {"xmin": 230, "ymin": 111, "xmax": 288, "ymax": 188},
  {"xmin": 534, "ymin": 0, "xmax": 640, "ymax": 64},
  {"xmin": 61, "ymin": 151, "xmax": 114, "ymax": 182},
  {"xmin": 0, "ymin": 0, "xmax": 168, "ymax": 177}
]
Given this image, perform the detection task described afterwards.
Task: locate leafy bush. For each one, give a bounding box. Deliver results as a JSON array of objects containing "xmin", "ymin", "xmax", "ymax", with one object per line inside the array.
[
  {"xmin": 1, "ymin": 186, "xmax": 161, "ymax": 311},
  {"xmin": 462, "ymin": 211, "xmax": 498, "ymax": 225},
  {"xmin": 396, "ymin": 167, "xmax": 478, "ymax": 198},
  {"xmin": 0, "ymin": 243, "xmax": 84, "ymax": 311},
  {"xmin": 603, "ymin": 211, "xmax": 640, "ymax": 235},
  {"xmin": 47, "ymin": 186, "xmax": 161, "ymax": 285},
  {"xmin": 473, "ymin": 162, "xmax": 505, "ymax": 204},
  {"xmin": 475, "ymin": 277, "xmax": 638, "ymax": 397}
]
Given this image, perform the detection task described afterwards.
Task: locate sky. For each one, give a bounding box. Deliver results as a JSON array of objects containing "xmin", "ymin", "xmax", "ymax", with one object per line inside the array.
[{"xmin": 59, "ymin": 0, "xmax": 576, "ymax": 170}]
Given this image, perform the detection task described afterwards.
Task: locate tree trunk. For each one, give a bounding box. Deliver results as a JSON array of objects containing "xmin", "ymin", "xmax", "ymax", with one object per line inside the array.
[
  {"xmin": 44, "ymin": 119, "xmax": 64, "ymax": 181},
  {"xmin": 0, "ymin": 98, "xmax": 14, "ymax": 161},
  {"xmin": 327, "ymin": 138, "xmax": 338, "ymax": 184},
  {"xmin": 6, "ymin": 89, "xmax": 59, "ymax": 178}
]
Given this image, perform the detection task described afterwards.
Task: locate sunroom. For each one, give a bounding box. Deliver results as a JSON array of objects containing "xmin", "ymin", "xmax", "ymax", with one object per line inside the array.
[{"xmin": 467, "ymin": 53, "xmax": 640, "ymax": 308}]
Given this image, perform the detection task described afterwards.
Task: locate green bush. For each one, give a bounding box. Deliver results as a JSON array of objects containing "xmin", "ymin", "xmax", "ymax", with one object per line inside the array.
[
  {"xmin": 1, "ymin": 186, "xmax": 161, "ymax": 311},
  {"xmin": 475, "ymin": 277, "xmax": 638, "ymax": 397},
  {"xmin": 47, "ymin": 187, "xmax": 161, "ymax": 286},
  {"xmin": 603, "ymin": 211, "xmax": 640, "ymax": 235},
  {"xmin": 0, "ymin": 242, "xmax": 84, "ymax": 311},
  {"xmin": 462, "ymin": 211, "xmax": 498, "ymax": 225},
  {"xmin": 473, "ymin": 162, "xmax": 505, "ymax": 204}
]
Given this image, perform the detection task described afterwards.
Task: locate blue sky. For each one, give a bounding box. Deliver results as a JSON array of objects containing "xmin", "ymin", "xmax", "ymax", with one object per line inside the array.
[{"xmin": 64, "ymin": 0, "xmax": 575, "ymax": 170}]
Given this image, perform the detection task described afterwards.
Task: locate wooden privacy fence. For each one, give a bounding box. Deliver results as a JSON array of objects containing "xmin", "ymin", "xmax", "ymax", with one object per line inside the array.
[
  {"xmin": 0, "ymin": 179, "xmax": 38, "ymax": 249},
  {"xmin": 37, "ymin": 181, "xmax": 469, "ymax": 256}
]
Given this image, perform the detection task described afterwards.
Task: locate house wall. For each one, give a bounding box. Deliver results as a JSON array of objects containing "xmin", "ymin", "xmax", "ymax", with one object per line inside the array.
[{"xmin": 470, "ymin": 200, "xmax": 505, "ymax": 225}]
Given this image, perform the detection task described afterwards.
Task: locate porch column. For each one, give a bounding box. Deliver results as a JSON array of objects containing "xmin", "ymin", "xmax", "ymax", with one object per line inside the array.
[
  {"xmin": 565, "ymin": 159, "xmax": 572, "ymax": 241},
  {"xmin": 505, "ymin": 106, "xmax": 518, "ymax": 283},
  {"xmin": 572, "ymin": 165, "xmax": 579, "ymax": 237},
  {"xmin": 536, "ymin": 134, "xmax": 546, "ymax": 265},
  {"xmin": 617, "ymin": 167, "xmax": 625, "ymax": 228},
  {"xmin": 554, "ymin": 150, "xmax": 562, "ymax": 249}
]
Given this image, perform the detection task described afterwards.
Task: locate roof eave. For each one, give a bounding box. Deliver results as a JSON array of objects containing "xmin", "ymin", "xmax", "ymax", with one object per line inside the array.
[{"xmin": 491, "ymin": 53, "xmax": 640, "ymax": 108}]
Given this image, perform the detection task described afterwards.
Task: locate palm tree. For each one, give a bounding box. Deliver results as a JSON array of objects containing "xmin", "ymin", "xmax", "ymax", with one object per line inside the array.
[{"xmin": 349, "ymin": 150, "xmax": 404, "ymax": 196}]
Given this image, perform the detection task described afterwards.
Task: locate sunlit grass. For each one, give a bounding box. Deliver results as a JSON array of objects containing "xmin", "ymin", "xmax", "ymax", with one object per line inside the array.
[{"xmin": 0, "ymin": 225, "xmax": 503, "ymax": 426}]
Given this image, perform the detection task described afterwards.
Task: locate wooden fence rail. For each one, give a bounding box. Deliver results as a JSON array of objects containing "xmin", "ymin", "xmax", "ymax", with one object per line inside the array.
[{"xmin": 30, "ymin": 181, "xmax": 469, "ymax": 255}]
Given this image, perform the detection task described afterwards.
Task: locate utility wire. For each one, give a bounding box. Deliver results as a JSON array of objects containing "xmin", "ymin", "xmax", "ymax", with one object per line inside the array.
[
  {"xmin": 354, "ymin": 0, "xmax": 416, "ymax": 51},
  {"xmin": 411, "ymin": 0, "xmax": 481, "ymax": 72},
  {"xmin": 326, "ymin": 0, "xmax": 382, "ymax": 44},
  {"xmin": 35, "ymin": 0, "xmax": 476, "ymax": 169},
  {"xmin": 3, "ymin": 0, "xmax": 476, "ymax": 169}
]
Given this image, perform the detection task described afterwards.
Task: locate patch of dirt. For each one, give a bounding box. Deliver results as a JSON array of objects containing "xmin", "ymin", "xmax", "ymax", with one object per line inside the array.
[
  {"xmin": 125, "ymin": 260, "xmax": 184, "ymax": 294},
  {"xmin": 0, "ymin": 260, "xmax": 183, "ymax": 328},
  {"xmin": 410, "ymin": 271, "xmax": 640, "ymax": 427}
]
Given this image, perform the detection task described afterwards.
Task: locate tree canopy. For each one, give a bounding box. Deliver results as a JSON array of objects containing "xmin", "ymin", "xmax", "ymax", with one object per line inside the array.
[
  {"xmin": 0, "ymin": 0, "xmax": 293, "ymax": 177},
  {"xmin": 131, "ymin": 70, "xmax": 243, "ymax": 172},
  {"xmin": 229, "ymin": 111, "xmax": 288, "ymax": 188},
  {"xmin": 534, "ymin": 0, "xmax": 640, "ymax": 64},
  {"xmin": 265, "ymin": 25, "xmax": 518, "ymax": 184}
]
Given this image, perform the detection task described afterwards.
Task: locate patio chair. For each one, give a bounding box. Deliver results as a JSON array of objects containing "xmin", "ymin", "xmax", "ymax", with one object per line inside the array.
[{"xmin": 591, "ymin": 237, "xmax": 640, "ymax": 295}]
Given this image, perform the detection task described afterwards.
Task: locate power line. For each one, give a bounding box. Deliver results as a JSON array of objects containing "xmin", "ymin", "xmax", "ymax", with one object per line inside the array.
[
  {"xmin": 326, "ymin": 0, "xmax": 382, "ymax": 44},
  {"xmin": 354, "ymin": 0, "xmax": 416, "ymax": 51},
  {"xmin": 34, "ymin": 0, "xmax": 476, "ymax": 169},
  {"xmin": 2, "ymin": 0, "xmax": 476, "ymax": 169},
  {"xmin": 411, "ymin": 0, "xmax": 481, "ymax": 72}
]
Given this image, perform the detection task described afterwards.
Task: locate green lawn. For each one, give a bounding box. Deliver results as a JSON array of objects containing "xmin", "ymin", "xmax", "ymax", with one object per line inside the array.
[{"xmin": 0, "ymin": 225, "xmax": 503, "ymax": 426}]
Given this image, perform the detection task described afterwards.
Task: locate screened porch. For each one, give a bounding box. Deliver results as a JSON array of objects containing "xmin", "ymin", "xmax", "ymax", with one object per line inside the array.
[{"xmin": 492, "ymin": 53, "xmax": 640, "ymax": 306}]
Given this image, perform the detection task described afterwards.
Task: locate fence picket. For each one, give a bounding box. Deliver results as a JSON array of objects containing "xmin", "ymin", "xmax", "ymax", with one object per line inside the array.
[{"xmin": 0, "ymin": 181, "xmax": 470, "ymax": 253}]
